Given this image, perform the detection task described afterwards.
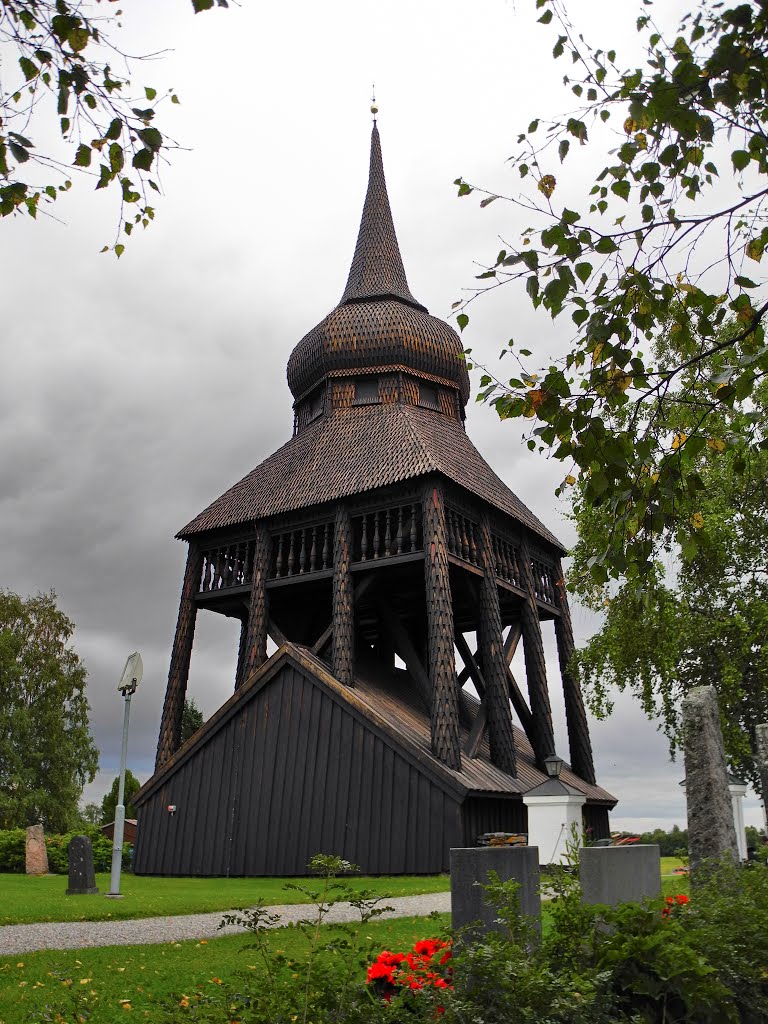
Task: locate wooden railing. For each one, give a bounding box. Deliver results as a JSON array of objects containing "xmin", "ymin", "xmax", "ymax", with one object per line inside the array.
[
  {"xmin": 270, "ymin": 520, "xmax": 334, "ymax": 579},
  {"xmin": 196, "ymin": 505, "xmax": 559, "ymax": 606},
  {"xmin": 531, "ymin": 557, "xmax": 557, "ymax": 604},
  {"xmin": 491, "ymin": 532, "xmax": 522, "ymax": 589},
  {"xmin": 352, "ymin": 502, "xmax": 422, "ymax": 562},
  {"xmin": 445, "ymin": 506, "xmax": 481, "ymax": 569},
  {"xmin": 200, "ymin": 539, "xmax": 255, "ymax": 593}
]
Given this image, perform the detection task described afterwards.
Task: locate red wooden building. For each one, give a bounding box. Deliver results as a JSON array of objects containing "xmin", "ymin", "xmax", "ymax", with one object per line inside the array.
[{"xmin": 133, "ymin": 125, "xmax": 616, "ymax": 875}]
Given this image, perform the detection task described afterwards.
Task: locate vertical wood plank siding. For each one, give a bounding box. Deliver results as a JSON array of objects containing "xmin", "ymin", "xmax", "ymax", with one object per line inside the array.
[
  {"xmin": 134, "ymin": 662, "xmax": 462, "ymax": 876},
  {"xmin": 582, "ymin": 804, "xmax": 611, "ymax": 841},
  {"xmin": 461, "ymin": 797, "xmax": 527, "ymax": 847}
]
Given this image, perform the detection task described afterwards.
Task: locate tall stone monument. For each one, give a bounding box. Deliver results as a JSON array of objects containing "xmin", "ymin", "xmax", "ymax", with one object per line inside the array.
[
  {"xmin": 682, "ymin": 686, "xmax": 738, "ymax": 871},
  {"xmin": 25, "ymin": 824, "xmax": 49, "ymax": 875},
  {"xmin": 756, "ymin": 723, "xmax": 768, "ymax": 832}
]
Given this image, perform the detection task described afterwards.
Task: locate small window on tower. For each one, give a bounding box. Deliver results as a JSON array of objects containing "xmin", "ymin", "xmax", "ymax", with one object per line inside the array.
[
  {"xmin": 419, "ymin": 384, "xmax": 439, "ymax": 410},
  {"xmin": 353, "ymin": 378, "xmax": 379, "ymax": 405},
  {"xmin": 307, "ymin": 386, "xmax": 325, "ymax": 422}
]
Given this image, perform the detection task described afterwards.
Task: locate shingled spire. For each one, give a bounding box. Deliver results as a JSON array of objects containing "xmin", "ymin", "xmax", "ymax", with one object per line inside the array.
[{"xmin": 340, "ymin": 124, "xmax": 426, "ymax": 311}]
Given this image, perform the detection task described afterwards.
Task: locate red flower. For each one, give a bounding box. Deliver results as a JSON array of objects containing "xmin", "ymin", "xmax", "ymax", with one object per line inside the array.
[
  {"xmin": 367, "ymin": 937, "xmax": 454, "ymax": 1011},
  {"xmin": 661, "ymin": 893, "xmax": 689, "ymax": 918}
]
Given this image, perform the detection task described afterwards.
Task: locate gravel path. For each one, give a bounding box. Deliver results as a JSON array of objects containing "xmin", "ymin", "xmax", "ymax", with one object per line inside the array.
[{"xmin": 0, "ymin": 892, "xmax": 452, "ymax": 956}]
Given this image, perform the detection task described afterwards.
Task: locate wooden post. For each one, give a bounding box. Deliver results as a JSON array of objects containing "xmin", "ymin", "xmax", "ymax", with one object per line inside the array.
[
  {"xmin": 553, "ymin": 561, "xmax": 596, "ymax": 784},
  {"xmin": 477, "ymin": 516, "xmax": 517, "ymax": 775},
  {"xmin": 519, "ymin": 538, "xmax": 556, "ymax": 766},
  {"xmin": 423, "ymin": 482, "xmax": 461, "ymax": 770},
  {"xmin": 234, "ymin": 617, "xmax": 248, "ymax": 691},
  {"xmin": 241, "ymin": 524, "xmax": 270, "ymax": 687},
  {"xmin": 332, "ymin": 504, "xmax": 354, "ymax": 686},
  {"xmin": 156, "ymin": 544, "xmax": 204, "ymax": 769}
]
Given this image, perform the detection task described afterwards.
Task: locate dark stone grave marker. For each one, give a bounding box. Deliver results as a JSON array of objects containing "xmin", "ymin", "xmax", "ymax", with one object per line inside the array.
[
  {"xmin": 66, "ymin": 835, "xmax": 99, "ymax": 895},
  {"xmin": 450, "ymin": 846, "xmax": 541, "ymax": 942}
]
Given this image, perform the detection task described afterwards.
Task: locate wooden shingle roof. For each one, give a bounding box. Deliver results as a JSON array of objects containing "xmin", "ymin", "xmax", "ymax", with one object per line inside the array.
[
  {"xmin": 135, "ymin": 643, "xmax": 616, "ymax": 807},
  {"xmin": 178, "ymin": 402, "xmax": 565, "ymax": 551},
  {"xmin": 340, "ymin": 122, "xmax": 423, "ymax": 310},
  {"xmin": 286, "ymin": 124, "xmax": 470, "ymax": 406}
]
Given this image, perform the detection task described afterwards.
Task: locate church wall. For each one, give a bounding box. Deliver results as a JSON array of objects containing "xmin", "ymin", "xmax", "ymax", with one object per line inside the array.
[
  {"xmin": 461, "ymin": 796, "xmax": 528, "ymax": 847},
  {"xmin": 134, "ymin": 660, "xmax": 463, "ymax": 876},
  {"xmin": 583, "ymin": 803, "xmax": 611, "ymax": 841}
]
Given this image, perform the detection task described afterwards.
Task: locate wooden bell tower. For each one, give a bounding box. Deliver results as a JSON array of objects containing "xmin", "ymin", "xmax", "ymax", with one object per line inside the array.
[{"xmin": 138, "ymin": 123, "xmax": 614, "ymax": 878}]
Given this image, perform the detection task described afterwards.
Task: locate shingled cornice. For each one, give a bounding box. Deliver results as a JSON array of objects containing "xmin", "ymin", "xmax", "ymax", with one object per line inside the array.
[
  {"xmin": 177, "ymin": 403, "xmax": 566, "ymax": 552},
  {"xmin": 340, "ymin": 123, "xmax": 426, "ymax": 311}
]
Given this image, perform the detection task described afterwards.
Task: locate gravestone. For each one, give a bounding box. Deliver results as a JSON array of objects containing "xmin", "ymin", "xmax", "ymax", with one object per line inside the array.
[
  {"xmin": 66, "ymin": 835, "xmax": 99, "ymax": 895},
  {"xmin": 580, "ymin": 845, "xmax": 661, "ymax": 906},
  {"xmin": 756, "ymin": 724, "xmax": 768, "ymax": 831},
  {"xmin": 682, "ymin": 686, "xmax": 738, "ymax": 871},
  {"xmin": 25, "ymin": 824, "xmax": 49, "ymax": 875},
  {"xmin": 450, "ymin": 846, "xmax": 541, "ymax": 941}
]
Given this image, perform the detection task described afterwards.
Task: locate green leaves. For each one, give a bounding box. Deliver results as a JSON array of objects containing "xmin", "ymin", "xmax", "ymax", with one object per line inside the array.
[
  {"xmin": 73, "ymin": 144, "xmax": 91, "ymax": 167},
  {"xmin": 460, "ymin": 0, "xmax": 768, "ymax": 588},
  {"xmin": 132, "ymin": 149, "xmax": 154, "ymax": 171},
  {"xmin": 137, "ymin": 127, "xmax": 163, "ymax": 151},
  {"xmin": 0, "ymin": 2, "xmax": 191, "ymax": 253},
  {"xmin": 594, "ymin": 237, "xmax": 619, "ymax": 254},
  {"xmin": 18, "ymin": 56, "xmax": 38, "ymax": 81},
  {"xmin": 731, "ymin": 150, "xmax": 751, "ymax": 171}
]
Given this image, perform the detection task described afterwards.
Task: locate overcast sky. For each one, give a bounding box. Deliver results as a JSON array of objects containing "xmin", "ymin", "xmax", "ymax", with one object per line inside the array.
[{"xmin": 2, "ymin": 0, "xmax": 763, "ymax": 832}]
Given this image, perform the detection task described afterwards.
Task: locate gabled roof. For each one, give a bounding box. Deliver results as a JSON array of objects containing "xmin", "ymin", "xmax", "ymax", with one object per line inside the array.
[
  {"xmin": 178, "ymin": 403, "xmax": 565, "ymax": 551},
  {"xmin": 134, "ymin": 642, "xmax": 616, "ymax": 807}
]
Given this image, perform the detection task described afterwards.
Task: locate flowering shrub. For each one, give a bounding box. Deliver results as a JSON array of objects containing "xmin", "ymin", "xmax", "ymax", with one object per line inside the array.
[
  {"xmin": 661, "ymin": 892, "xmax": 690, "ymax": 918},
  {"xmin": 367, "ymin": 938, "xmax": 452, "ymax": 1005}
]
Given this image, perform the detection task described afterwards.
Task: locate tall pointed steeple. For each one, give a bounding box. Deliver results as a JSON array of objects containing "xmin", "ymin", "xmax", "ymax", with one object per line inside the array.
[{"xmin": 340, "ymin": 124, "xmax": 425, "ymax": 311}]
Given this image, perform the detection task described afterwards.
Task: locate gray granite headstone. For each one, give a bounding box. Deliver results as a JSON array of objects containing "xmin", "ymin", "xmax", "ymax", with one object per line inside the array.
[
  {"xmin": 682, "ymin": 686, "xmax": 738, "ymax": 871},
  {"xmin": 66, "ymin": 835, "xmax": 99, "ymax": 895},
  {"xmin": 25, "ymin": 824, "xmax": 49, "ymax": 875},
  {"xmin": 580, "ymin": 845, "xmax": 661, "ymax": 906},
  {"xmin": 450, "ymin": 846, "xmax": 541, "ymax": 941}
]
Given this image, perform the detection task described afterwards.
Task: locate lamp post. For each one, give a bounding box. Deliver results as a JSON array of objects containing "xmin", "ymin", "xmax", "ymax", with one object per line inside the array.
[
  {"xmin": 543, "ymin": 753, "xmax": 564, "ymax": 779},
  {"xmin": 107, "ymin": 652, "xmax": 143, "ymax": 898}
]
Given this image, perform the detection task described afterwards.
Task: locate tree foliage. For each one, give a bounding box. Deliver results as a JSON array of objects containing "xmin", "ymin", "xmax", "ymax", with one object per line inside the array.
[
  {"xmin": 569, "ymin": 322, "xmax": 768, "ymax": 795},
  {"xmin": 181, "ymin": 696, "xmax": 204, "ymax": 746},
  {"xmin": 100, "ymin": 767, "xmax": 140, "ymax": 824},
  {"xmin": 0, "ymin": 589, "xmax": 99, "ymax": 831},
  {"xmin": 79, "ymin": 800, "xmax": 102, "ymax": 826},
  {"xmin": 456, "ymin": 0, "xmax": 768, "ymax": 583},
  {"xmin": 0, "ymin": 0, "xmax": 226, "ymax": 253}
]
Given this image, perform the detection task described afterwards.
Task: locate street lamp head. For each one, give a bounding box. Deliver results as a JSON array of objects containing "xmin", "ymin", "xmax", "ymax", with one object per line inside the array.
[
  {"xmin": 118, "ymin": 652, "xmax": 143, "ymax": 695},
  {"xmin": 543, "ymin": 753, "xmax": 564, "ymax": 779}
]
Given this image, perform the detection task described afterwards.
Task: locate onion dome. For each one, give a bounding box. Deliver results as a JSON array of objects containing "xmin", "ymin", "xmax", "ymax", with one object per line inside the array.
[{"xmin": 286, "ymin": 124, "xmax": 470, "ymax": 411}]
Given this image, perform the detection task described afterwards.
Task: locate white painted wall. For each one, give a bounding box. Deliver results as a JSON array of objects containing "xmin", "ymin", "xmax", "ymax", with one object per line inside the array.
[{"xmin": 523, "ymin": 793, "xmax": 586, "ymax": 865}]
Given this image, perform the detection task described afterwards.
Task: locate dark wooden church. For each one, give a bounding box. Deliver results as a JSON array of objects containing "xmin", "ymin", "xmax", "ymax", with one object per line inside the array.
[{"xmin": 133, "ymin": 124, "xmax": 616, "ymax": 876}]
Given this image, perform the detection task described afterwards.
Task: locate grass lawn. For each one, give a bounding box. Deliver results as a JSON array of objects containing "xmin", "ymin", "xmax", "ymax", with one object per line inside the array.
[
  {"xmin": 660, "ymin": 855, "xmax": 687, "ymax": 875},
  {"xmin": 0, "ymin": 913, "xmax": 452, "ymax": 1024},
  {"xmin": 0, "ymin": 873, "xmax": 450, "ymax": 927}
]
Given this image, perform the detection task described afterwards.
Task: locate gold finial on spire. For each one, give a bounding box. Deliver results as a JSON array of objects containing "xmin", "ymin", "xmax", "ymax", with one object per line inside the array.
[{"xmin": 370, "ymin": 84, "xmax": 378, "ymax": 121}]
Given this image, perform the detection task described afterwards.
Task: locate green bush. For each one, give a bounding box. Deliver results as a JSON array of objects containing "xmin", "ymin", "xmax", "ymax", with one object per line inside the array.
[
  {"xmin": 0, "ymin": 826, "xmax": 131, "ymax": 874},
  {"xmin": 448, "ymin": 861, "xmax": 768, "ymax": 1024},
  {"xmin": 0, "ymin": 828, "xmax": 26, "ymax": 872},
  {"xmin": 27, "ymin": 854, "xmax": 768, "ymax": 1024}
]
